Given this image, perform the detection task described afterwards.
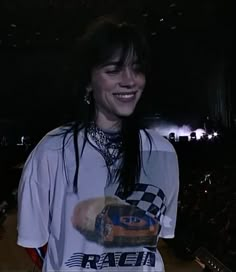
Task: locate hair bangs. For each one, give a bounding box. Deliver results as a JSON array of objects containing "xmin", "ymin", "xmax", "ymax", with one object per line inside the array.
[{"xmin": 91, "ymin": 23, "xmax": 149, "ymax": 73}]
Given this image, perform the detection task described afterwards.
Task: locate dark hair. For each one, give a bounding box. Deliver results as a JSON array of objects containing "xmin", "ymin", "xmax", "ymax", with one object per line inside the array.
[{"xmin": 63, "ymin": 16, "xmax": 152, "ymax": 197}]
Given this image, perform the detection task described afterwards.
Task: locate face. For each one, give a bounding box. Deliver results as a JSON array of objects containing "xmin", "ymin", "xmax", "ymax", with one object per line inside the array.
[{"xmin": 88, "ymin": 51, "xmax": 146, "ymax": 130}]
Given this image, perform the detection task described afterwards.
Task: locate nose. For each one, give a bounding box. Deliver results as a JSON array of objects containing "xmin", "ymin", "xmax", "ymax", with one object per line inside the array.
[{"xmin": 119, "ymin": 67, "xmax": 136, "ymax": 88}]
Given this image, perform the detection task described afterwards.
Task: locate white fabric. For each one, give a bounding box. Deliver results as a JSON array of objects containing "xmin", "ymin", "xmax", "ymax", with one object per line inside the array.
[{"xmin": 17, "ymin": 127, "xmax": 179, "ymax": 272}]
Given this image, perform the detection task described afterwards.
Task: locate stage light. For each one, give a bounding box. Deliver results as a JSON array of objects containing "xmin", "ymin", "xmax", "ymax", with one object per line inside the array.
[
  {"xmin": 194, "ymin": 128, "xmax": 206, "ymax": 140},
  {"xmin": 208, "ymin": 134, "xmax": 213, "ymax": 140},
  {"xmin": 168, "ymin": 132, "xmax": 176, "ymax": 142},
  {"xmin": 213, "ymin": 132, "xmax": 218, "ymax": 137},
  {"xmin": 190, "ymin": 132, "xmax": 197, "ymax": 141}
]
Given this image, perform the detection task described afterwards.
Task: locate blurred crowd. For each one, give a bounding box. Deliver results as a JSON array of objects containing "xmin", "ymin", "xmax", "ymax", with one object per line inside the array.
[{"xmin": 167, "ymin": 140, "xmax": 236, "ymax": 271}]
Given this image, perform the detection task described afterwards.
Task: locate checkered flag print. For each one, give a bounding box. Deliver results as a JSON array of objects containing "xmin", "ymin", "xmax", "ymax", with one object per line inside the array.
[{"xmin": 116, "ymin": 183, "xmax": 167, "ymax": 222}]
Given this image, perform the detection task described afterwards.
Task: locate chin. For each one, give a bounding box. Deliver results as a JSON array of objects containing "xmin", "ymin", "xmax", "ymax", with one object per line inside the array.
[
  {"xmin": 115, "ymin": 106, "xmax": 137, "ymax": 117},
  {"xmin": 117, "ymin": 110, "xmax": 135, "ymax": 118}
]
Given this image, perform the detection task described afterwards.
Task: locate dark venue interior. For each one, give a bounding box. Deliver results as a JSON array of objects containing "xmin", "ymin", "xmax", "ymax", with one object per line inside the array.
[{"xmin": 0, "ymin": 0, "xmax": 235, "ymax": 271}]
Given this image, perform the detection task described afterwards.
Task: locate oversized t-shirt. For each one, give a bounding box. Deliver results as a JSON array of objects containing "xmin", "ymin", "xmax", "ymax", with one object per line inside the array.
[{"xmin": 17, "ymin": 127, "xmax": 179, "ymax": 272}]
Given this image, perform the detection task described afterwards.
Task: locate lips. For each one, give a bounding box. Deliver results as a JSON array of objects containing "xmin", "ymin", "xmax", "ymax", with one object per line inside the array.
[{"xmin": 113, "ymin": 92, "xmax": 137, "ymax": 102}]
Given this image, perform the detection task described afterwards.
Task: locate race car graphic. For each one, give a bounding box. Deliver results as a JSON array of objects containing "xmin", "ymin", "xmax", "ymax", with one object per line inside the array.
[{"xmin": 95, "ymin": 204, "xmax": 159, "ymax": 246}]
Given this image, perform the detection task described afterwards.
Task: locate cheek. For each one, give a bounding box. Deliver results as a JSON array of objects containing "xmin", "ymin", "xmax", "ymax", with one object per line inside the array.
[
  {"xmin": 91, "ymin": 81, "xmax": 103, "ymax": 104},
  {"xmin": 92, "ymin": 85, "xmax": 109, "ymax": 107},
  {"xmin": 139, "ymin": 75, "xmax": 146, "ymax": 89},
  {"xmin": 92, "ymin": 80, "xmax": 114, "ymax": 105},
  {"xmin": 91, "ymin": 75, "xmax": 109, "ymax": 93}
]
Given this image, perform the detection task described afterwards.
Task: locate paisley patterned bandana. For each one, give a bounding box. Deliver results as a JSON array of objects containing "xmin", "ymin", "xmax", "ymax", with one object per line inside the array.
[{"xmin": 87, "ymin": 122, "xmax": 122, "ymax": 166}]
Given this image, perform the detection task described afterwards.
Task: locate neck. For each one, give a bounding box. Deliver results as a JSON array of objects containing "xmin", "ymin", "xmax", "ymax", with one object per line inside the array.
[{"xmin": 94, "ymin": 114, "xmax": 121, "ymax": 133}]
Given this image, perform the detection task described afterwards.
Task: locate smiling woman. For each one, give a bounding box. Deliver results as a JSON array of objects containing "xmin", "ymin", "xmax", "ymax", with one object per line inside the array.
[
  {"xmin": 89, "ymin": 51, "xmax": 146, "ymax": 130},
  {"xmin": 17, "ymin": 16, "xmax": 179, "ymax": 272},
  {"xmin": 74, "ymin": 17, "xmax": 150, "ymax": 130}
]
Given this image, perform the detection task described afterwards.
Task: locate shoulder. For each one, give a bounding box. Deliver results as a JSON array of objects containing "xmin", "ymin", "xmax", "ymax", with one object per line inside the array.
[
  {"xmin": 140, "ymin": 128, "xmax": 176, "ymax": 153},
  {"xmin": 29, "ymin": 126, "xmax": 75, "ymax": 160},
  {"xmin": 36, "ymin": 126, "xmax": 68, "ymax": 151},
  {"xmin": 31, "ymin": 124, "xmax": 86, "ymax": 160}
]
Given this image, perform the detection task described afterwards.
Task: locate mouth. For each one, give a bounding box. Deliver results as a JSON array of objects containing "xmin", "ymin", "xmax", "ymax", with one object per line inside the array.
[{"xmin": 113, "ymin": 92, "xmax": 137, "ymax": 101}]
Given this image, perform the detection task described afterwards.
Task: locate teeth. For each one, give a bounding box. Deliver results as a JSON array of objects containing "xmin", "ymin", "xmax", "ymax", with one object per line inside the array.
[{"xmin": 114, "ymin": 93, "xmax": 135, "ymax": 98}]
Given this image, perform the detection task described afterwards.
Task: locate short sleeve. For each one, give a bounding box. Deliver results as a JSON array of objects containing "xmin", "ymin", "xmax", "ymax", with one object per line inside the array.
[
  {"xmin": 17, "ymin": 145, "xmax": 51, "ymax": 248},
  {"xmin": 159, "ymin": 150, "xmax": 179, "ymax": 239}
]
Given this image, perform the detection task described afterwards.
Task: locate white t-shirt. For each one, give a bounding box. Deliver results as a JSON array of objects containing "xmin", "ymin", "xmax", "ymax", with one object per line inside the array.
[{"xmin": 17, "ymin": 127, "xmax": 179, "ymax": 272}]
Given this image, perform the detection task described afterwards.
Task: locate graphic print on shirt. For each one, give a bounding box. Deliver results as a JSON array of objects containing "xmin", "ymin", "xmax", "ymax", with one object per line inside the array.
[
  {"xmin": 115, "ymin": 183, "xmax": 167, "ymax": 229},
  {"xmin": 66, "ymin": 184, "xmax": 167, "ymax": 269}
]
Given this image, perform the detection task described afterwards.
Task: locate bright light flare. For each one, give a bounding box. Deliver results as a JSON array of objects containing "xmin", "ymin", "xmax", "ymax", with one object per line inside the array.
[
  {"xmin": 154, "ymin": 123, "xmax": 206, "ymax": 141},
  {"xmin": 194, "ymin": 129, "xmax": 205, "ymax": 140}
]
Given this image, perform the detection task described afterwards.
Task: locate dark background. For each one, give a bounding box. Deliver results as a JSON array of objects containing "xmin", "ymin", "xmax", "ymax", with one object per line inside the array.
[{"xmin": 0, "ymin": 0, "xmax": 234, "ymax": 138}]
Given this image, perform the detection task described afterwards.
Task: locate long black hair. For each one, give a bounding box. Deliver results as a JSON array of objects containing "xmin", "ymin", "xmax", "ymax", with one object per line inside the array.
[{"xmin": 63, "ymin": 16, "xmax": 152, "ymax": 197}]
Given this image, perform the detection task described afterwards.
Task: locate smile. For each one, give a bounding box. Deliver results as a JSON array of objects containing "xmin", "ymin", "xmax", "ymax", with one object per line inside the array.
[
  {"xmin": 114, "ymin": 93, "xmax": 135, "ymax": 98},
  {"xmin": 113, "ymin": 92, "xmax": 137, "ymax": 103}
]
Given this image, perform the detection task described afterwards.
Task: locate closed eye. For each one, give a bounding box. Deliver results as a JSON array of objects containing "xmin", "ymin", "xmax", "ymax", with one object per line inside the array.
[{"xmin": 105, "ymin": 66, "xmax": 122, "ymax": 74}]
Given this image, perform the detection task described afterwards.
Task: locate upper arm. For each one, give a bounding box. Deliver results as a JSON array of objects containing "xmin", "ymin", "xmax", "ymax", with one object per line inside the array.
[
  {"xmin": 159, "ymin": 150, "xmax": 179, "ymax": 239},
  {"xmin": 17, "ymin": 146, "xmax": 52, "ymax": 248},
  {"xmin": 141, "ymin": 130, "xmax": 180, "ymax": 239}
]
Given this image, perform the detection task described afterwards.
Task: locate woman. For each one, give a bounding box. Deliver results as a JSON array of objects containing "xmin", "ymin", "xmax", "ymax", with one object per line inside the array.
[{"xmin": 17, "ymin": 16, "xmax": 179, "ymax": 271}]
